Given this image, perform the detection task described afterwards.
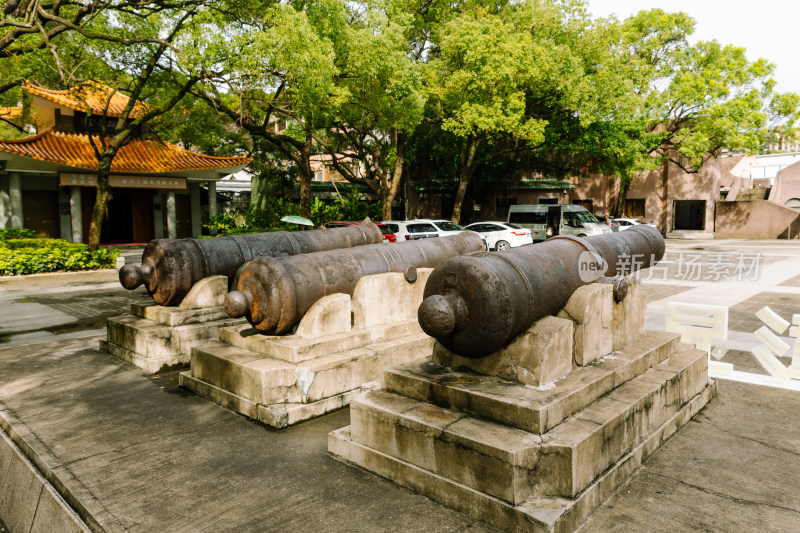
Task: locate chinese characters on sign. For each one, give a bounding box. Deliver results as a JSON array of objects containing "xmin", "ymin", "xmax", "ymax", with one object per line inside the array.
[
  {"xmin": 59, "ymin": 173, "xmax": 187, "ymax": 190},
  {"xmin": 616, "ymin": 252, "xmax": 762, "ymax": 281}
]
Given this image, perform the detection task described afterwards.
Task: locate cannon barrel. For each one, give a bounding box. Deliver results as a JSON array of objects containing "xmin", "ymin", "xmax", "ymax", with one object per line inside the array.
[
  {"xmin": 224, "ymin": 231, "xmax": 485, "ymax": 334},
  {"xmin": 119, "ymin": 220, "xmax": 382, "ymax": 306},
  {"xmin": 418, "ymin": 225, "xmax": 665, "ymax": 358}
]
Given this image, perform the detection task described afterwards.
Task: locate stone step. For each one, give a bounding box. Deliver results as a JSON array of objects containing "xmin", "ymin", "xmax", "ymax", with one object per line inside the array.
[
  {"xmin": 540, "ymin": 348, "xmax": 707, "ymax": 498},
  {"xmin": 349, "ymin": 346, "xmax": 707, "ymax": 504},
  {"xmin": 219, "ymin": 324, "xmax": 373, "ymax": 364},
  {"xmin": 330, "ymin": 379, "xmax": 716, "ymax": 533},
  {"xmin": 106, "ymin": 315, "xmax": 175, "ymax": 357},
  {"xmin": 384, "ymin": 330, "xmax": 681, "ymax": 435},
  {"xmin": 106, "ymin": 314, "xmax": 243, "ymax": 358},
  {"xmin": 190, "ymin": 332, "xmax": 434, "ymax": 406},
  {"xmin": 131, "ymin": 302, "xmax": 232, "ymax": 326}
]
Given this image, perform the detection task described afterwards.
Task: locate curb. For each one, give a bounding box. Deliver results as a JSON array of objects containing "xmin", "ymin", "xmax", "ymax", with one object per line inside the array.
[{"xmin": 0, "ymin": 411, "xmax": 91, "ymax": 533}]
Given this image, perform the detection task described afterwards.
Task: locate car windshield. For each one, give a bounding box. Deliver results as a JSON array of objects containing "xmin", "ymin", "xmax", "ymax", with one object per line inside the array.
[
  {"xmin": 377, "ymin": 225, "xmax": 392, "ymax": 234},
  {"xmin": 434, "ymin": 221, "xmax": 463, "ymax": 231},
  {"xmin": 575, "ymin": 211, "xmax": 599, "ymax": 224}
]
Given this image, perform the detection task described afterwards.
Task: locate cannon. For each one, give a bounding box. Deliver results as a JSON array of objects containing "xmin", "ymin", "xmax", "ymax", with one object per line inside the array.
[
  {"xmin": 119, "ymin": 219, "xmax": 382, "ymax": 306},
  {"xmin": 417, "ymin": 225, "xmax": 665, "ymax": 358},
  {"xmin": 224, "ymin": 231, "xmax": 485, "ymax": 334}
]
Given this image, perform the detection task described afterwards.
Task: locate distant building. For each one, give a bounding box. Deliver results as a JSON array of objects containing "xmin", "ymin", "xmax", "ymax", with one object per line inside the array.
[{"xmin": 0, "ymin": 81, "xmax": 251, "ymax": 243}]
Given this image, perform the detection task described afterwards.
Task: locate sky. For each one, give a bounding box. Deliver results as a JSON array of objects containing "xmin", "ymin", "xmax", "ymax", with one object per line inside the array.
[{"xmin": 585, "ymin": 1, "xmax": 800, "ymax": 95}]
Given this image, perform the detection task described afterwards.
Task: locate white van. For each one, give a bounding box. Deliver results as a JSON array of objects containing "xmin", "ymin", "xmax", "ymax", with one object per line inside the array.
[{"xmin": 507, "ymin": 204, "xmax": 611, "ymax": 241}]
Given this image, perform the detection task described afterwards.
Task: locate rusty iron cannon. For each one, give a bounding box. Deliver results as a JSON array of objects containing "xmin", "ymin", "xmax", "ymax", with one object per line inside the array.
[
  {"xmin": 224, "ymin": 231, "xmax": 485, "ymax": 334},
  {"xmin": 119, "ymin": 219, "xmax": 382, "ymax": 306},
  {"xmin": 417, "ymin": 225, "xmax": 665, "ymax": 358}
]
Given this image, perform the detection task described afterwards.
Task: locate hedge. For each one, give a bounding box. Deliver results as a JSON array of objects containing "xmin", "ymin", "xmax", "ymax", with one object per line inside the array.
[
  {"xmin": 0, "ymin": 237, "xmax": 120, "ymax": 275},
  {"xmin": 0, "ymin": 228, "xmax": 36, "ymax": 240}
]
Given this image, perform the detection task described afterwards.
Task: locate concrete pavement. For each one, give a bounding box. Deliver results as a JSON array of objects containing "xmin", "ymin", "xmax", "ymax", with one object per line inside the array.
[{"xmin": 0, "ymin": 239, "xmax": 799, "ymax": 532}]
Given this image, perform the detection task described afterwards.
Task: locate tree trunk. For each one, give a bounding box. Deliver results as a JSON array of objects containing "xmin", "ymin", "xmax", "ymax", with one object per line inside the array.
[
  {"xmin": 614, "ymin": 173, "xmax": 632, "ymax": 219},
  {"xmin": 298, "ymin": 119, "xmax": 314, "ymax": 219},
  {"xmin": 87, "ymin": 156, "xmax": 113, "ymax": 251},
  {"xmin": 382, "ymin": 132, "xmax": 405, "ymax": 220},
  {"xmin": 297, "ymin": 158, "xmax": 313, "ymax": 219},
  {"xmin": 451, "ymin": 136, "xmax": 478, "ymax": 224}
]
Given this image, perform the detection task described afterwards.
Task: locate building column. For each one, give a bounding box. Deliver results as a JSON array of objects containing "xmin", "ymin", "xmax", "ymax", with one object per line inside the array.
[
  {"xmin": 166, "ymin": 190, "xmax": 177, "ymax": 239},
  {"xmin": 207, "ymin": 180, "xmax": 217, "ymax": 236},
  {"xmin": 0, "ymin": 174, "xmax": 9, "ymax": 228},
  {"xmin": 9, "ymin": 172, "xmax": 23, "ymax": 229},
  {"xmin": 69, "ymin": 186, "xmax": 83, "ymax": 243},
  {"xmin": 190, "ymin": 182, "xmax": 202, "ymax": 238},
  {"xmin": 153, "ymin": 191, "xmax": 164, "ymax": 239}
]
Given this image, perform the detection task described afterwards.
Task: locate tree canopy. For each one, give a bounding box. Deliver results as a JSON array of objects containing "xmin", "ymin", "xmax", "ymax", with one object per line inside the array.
[{"xmin": 1, "ymin": 0, "xmax": 797, "ymax": 225}]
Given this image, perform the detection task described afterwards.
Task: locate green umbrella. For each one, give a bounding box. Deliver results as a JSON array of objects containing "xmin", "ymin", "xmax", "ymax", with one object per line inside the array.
[{"xmin": 280, "ymin": 215, "xmax": 314, "ymax": 226}]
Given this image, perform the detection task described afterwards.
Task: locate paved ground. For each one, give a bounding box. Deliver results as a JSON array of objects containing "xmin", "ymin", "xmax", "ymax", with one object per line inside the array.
[{"xmin": 0, "ymin": 239, "xmax": 798, "ymax": 532}]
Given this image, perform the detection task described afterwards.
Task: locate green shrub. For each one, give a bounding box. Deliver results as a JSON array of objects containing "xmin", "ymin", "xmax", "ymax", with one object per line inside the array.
[
  {"xmin": 0, "ymin": 238, "xmax": 120, "ymax": 275},
  {"xmin": 203, "ymin": 196, "xmax": 382, "ymax": 237},
  {"xmin": 0, "ymin": 228, "xmax": 36, "ymax": 240}
]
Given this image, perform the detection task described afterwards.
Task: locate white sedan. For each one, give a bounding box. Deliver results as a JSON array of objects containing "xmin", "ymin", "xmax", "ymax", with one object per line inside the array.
[
  {"xmin": 463, "ymin": 222, "xmax": 533, "ymax": 251},
  {"xmin": 612, "ymin": 218, "xmax": 657, "ymax": 231}
]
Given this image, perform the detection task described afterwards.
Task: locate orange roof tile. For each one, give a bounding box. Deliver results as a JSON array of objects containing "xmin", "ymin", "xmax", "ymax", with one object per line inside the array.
[
  {"xmin": 23, "ymin": 80, "xmax": 149, "ymax": 118},
  {"xmin": 0, "ymin": 107, "xmax": 23, "ymax": 120},
  {"xmin": 0, "ymin": 129, "xmax": 252, "ymax": 173}
]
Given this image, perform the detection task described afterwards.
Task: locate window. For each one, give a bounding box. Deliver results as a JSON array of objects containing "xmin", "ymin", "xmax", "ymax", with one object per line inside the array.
[
  {"xmin": 509, "ymin": 211, "xmax": 547, "ymax": 224},
  {"xmin": 433, "ymin": 221, "xmax": 463, "ymax": 231},
  {"xmin": 624, "ymin": 199, "xmax": 645, "ymax": 218},
  {"xmin": 384, "ymin": 223, "xmax": 399, "ymax": 233},
  {"xmin": 407, "ymin": 223, "xmax": 437, "ymax": 233},
  {"xmin": 573, "ymin": 199, "xmax": 593, "ymax": 212},
  {"xmin": 538, "ymin": 197, "xmax": 558, "ymax": 205}
]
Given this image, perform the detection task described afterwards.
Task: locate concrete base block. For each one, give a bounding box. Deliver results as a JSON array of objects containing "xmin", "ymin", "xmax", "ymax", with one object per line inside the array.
[
  {"xmin": 558, "ymin": 284, "xmax": 613, "ymax": 366},
  {"xmin": 390, "ymin": 330, "xmax": 681, "ymax": 435},
  {"xmin": 179, "ymin": 371, "xmax": 362, "ymax": 429},
  {"xmin": 330, "ymin": 322, "xmax": 715, "ymax": 532},
  {"xmin": 612, "ymin": 280, "xmax": 646, "ymax": 350},
  {"xmin": 352, "ymin": 269, "xmax": 432, "ymax": 328},
  {"xmin": 330, "ymin": 381, "xmax": 716, "ymax": 533},
  {"xmin": 102, "ymin": 314, "xmax": 245, "ymax": 374},
  {"xmin": 432, "ymin": 316, "xmax": 573, "ymax": 387},
  {"xmin": 131, "ymin": 303, "xmax": 232, "ymax": 327},
  {"xmin": 178, "ymin": 275, "xmax": 228, "ymax": 309},
  {"xmin": 182, "ymin": 327, "xmax": 434, "ymax": 428}
]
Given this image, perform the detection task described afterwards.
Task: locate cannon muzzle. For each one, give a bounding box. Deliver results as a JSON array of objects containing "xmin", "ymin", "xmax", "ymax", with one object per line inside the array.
[{"xmin": 418, "ymin": 225, "xmax": 664, "ymax": 358}]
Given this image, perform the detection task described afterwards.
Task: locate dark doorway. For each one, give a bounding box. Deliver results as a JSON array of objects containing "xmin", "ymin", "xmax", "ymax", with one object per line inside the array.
[
  {"xmin": 23, "ymin": 191, "xmax": 59, "ymax": 237},
  {"xmin": 673, "ymin": 200, "xmax": 706, "ymax": 230},
  {"xmin": 80, "ymin": 188, "xmax": 156, "ymax": 244},
  {"xmin": 547, "ymin": 206, "xmax": 561, "ymax": 236}
]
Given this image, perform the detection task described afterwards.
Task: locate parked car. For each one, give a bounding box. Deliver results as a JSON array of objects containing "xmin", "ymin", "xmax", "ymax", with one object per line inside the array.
[
  {"xmin": 463, "ymin": 222, "xmax": 533, "ymax": 251},
  {"xmin": 594, "ymin": 214, "xmax": 619, "ymax": 231},
  {"xmin": 322, "ymin": 221, "xmax": 396, "ymax": 243},
  {"xmin": 507, "ymin": 204, "xmax": 611, "ymax": 241},
  {"xmin": 381, "ymin": 219, "xmax": 465, "ymax": 241},
  {"xmin": 612, "ymin": 218, "xmax": 657, "ymax": 231}
]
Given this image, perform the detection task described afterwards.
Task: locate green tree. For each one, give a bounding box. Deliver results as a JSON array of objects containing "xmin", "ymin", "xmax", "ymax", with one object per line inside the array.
[
  {"xmin": 185, "ymin": 0, "xmax": 344, "ymax": 219},
  {"xmin": 615, "ymin": 9, "xmax": 799, "ymax": 215},
  {"xmin": 314, "ymin": 0, "xmax": 426, "ymax": 220}
]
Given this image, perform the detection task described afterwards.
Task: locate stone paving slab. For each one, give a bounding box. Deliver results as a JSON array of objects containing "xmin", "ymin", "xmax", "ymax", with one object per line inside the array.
[{"xmin": 0, "ymin": 336, "xmax": 497, "ymax": 533}]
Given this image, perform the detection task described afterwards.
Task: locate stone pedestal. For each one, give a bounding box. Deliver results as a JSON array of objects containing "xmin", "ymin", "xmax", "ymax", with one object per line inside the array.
[
  {"xmin": 101, "ymin": 276, "xmax": 245, "ymax": 373},
  {"xmin": 179, "ymin": 270, "xmax": 437, "ymax": 428},
  {"xmin": 329, "ymin": 279, "xmax": 715, "ymax": 533}
]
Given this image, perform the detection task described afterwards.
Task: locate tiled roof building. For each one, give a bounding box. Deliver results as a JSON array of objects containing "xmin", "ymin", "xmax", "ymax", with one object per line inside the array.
[{"xmin": 0, "ymin": 81, "xmax": 251, "ymax": 243}]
